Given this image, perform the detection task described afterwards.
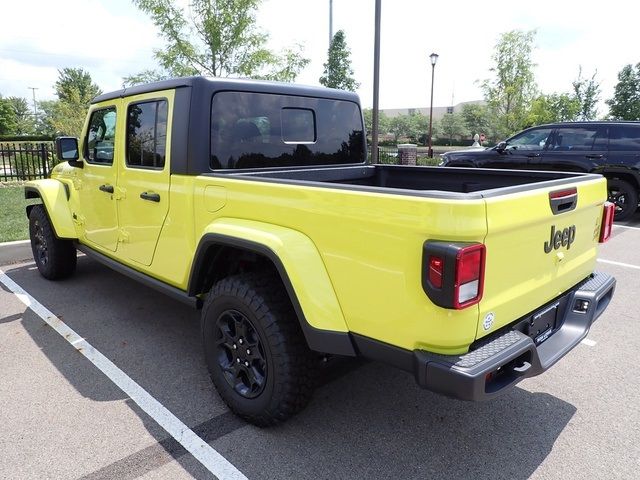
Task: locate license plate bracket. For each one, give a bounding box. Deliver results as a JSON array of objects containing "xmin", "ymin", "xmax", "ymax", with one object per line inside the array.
[{"xmin": 528, "ymin": 302, "xmax": 559, "ymax": 345}]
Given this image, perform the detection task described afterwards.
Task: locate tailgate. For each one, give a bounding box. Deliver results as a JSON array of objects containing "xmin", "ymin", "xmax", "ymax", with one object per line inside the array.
[{"xmin": 478, "ymin": 177, "xmax": 606, "ymax": 339}]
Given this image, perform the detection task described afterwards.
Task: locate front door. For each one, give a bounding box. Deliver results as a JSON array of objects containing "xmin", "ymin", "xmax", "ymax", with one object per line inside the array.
[
  {"xmin": 116, "ymin": 91, "xmax": 172, "ymax": 266},
  {"xmin": 482, "ymin": 127, "xmax": 553, "ymax": 170},
  {"xmin": 77, "ymin": 105, "xmax": 120, "ymax": 252}
]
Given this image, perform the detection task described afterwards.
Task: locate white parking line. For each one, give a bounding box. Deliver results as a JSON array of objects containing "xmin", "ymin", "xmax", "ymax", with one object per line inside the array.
[
  {"xmin": 581, "ymin": 339, "xmax": 597, "ymax": 347},
  {"xmin": 597, "ymin": 259, "xmax": 640, "ymax": 270},
  {"xmin": 0, "ymin": 269, "xmax": 247, "ymax": 480},
  {"xmin": 614, "ymin": 224, "xmax": 640, "ymax": 231},
  {"xmin": 0, "ymin": 239, "xmax": 30, "ymax": 247}
]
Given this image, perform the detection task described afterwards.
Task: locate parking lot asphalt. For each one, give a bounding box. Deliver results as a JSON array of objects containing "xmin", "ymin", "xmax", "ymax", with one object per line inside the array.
[{"xmin": 1, "ymin": 213, "xmax": 640, "ymax": 480}]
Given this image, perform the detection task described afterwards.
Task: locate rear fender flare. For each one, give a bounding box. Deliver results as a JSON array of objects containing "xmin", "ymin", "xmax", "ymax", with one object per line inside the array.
[{"xmin": 189, "ymin": 219, "xmax": 356, "ymax": 356}]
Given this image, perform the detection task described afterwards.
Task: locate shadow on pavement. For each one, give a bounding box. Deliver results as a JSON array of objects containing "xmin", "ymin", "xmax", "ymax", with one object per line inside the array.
[{"xmin": 6, "ymin": 258, "xmax": 576, "ymax": 480}]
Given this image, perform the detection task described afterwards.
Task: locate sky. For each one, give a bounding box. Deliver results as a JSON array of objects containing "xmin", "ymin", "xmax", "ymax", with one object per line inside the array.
[{"xmin": 0, "ymin": 0, "xmax": 638, "ymax": 115}]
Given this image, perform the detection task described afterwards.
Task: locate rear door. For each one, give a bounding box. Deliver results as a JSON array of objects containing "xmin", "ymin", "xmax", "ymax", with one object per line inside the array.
[
  {"xmin": 477, "ymin": 177, "xmax": 606, "ymax": 339},
  {"xmin": 607, "ymin": 124, "xmax": 640, "ymax": 170},
  {"xmin": 534, "ymin": 125, "xmax": 608, "ymax": 172},
  {"xmin": 116, "ymin": 90, "xmax": 173, "ymax": 266}
]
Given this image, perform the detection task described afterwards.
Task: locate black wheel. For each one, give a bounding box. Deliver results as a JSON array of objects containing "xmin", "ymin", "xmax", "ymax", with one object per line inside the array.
[
  {"xmin": 607, "ymin": 179, "xmax": 638, "ymax": 221},
  {"xmin": 201, "ymin": 273, "xmax": 317, "ymax": 426},
  {"xmin": 28, "ymin": 204, "xmax": 77, "ymax": 280}
]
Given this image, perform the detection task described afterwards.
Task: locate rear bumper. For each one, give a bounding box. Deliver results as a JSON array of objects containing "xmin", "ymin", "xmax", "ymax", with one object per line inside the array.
[{"xmin": 413, "ymin": 271, "xmax": 616, "ymax": 401}]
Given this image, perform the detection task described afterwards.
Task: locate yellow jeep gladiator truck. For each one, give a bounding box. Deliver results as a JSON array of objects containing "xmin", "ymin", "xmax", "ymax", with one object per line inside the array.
[{"xmin": 25, "ymin": 77, "xmax": 616, "ymax": 426}]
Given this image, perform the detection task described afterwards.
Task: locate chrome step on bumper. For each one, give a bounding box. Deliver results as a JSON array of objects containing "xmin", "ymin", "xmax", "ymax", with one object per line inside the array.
[{"xmin": 413, "ymin": 271, "xmax": 616, "ymax": 401}]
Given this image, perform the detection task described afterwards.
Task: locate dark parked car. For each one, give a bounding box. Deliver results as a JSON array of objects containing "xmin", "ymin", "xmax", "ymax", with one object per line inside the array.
[{"xmin": 440, "ymin": 122, "xmax": 640, "ymax": 220}]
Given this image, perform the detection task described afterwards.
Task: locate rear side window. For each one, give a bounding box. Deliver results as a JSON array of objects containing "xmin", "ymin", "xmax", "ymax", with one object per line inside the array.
[
  {"xmin": 126, "ymin": 100, "xmax": 168, "ymax": 169},
  {"xmin": 609, "ymin": 125, "xmax": 640, "ymax": 151},
  {"xmin": 210, "ymin": 92, "xmax": 364, "ymax": 169},
  {"xmin": 549, "ymin": 127, "xmax": 607, "ymax": 151},
  {"xmin": 85, "ymin": 107, "xmax": 117, "ymax": 164}
]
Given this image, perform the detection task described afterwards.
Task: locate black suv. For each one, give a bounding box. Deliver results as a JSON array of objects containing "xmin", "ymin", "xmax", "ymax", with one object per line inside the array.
[{"xmin": 440, "ymin": 122, "xmax": 640, "ymax": 220}]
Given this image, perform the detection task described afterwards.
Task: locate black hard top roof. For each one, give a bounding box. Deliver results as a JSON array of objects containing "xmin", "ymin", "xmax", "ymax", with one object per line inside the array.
[{"xmin": 92, "ymin": 76, "xmax": 361, "ymax": 104}]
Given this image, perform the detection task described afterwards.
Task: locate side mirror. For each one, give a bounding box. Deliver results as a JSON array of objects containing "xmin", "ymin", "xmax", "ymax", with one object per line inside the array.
[
  {"xmin": 495, "ymin": 141, "xmax": 507, "ymax": 152},
  {"xmin": 55, "ymin": 136, "xmax": 79, "ymax": 160},
  {"xmin": 55, "ymin": 136, "xmax": 83, "ymax": 168}
]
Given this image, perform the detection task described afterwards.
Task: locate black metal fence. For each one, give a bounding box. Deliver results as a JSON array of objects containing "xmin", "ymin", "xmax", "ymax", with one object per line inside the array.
[
  {"xmin": 368, "ymin": 146, "xmax": 441, "ymax": 166},
  {"xmin": 0, "ymin": 142, "xmax": 56, "ymax": 182},
  {"xmin": 368, "ymin": 146, "xmax": 399, "ymax": 164}
]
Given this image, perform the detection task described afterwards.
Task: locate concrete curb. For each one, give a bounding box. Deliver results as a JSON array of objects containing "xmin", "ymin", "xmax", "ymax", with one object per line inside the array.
[{"xmin": 0, "ymin": 240, "xmax": 32, "ymax": 266}]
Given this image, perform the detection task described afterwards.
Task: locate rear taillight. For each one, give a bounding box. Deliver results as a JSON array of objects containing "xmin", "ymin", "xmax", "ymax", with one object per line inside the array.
[
  {"xmin": 454, "ymin": 245, "xmax": 485, "ymax": 309},
  {"xmin": 599, "ymin": 202, "xmax": 615, "ymax": 243},
  {"xmin": 422, "ymin": 242, "xmax": 486, "ymax": 310}
]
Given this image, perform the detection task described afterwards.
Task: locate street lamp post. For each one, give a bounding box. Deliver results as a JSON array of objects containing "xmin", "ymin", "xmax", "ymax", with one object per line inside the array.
[{"xmin": 427, "ymin": 52, "xmax": 438, "ymax": 158}]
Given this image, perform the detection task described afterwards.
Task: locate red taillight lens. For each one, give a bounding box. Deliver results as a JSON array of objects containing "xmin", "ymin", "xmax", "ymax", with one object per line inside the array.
[
  {"xmin": 454, "ymin": 244, "xmax": 485, "ymax": 309},
  {"xmin": 428, "ymin": 256, "xmax": 443, "ymax": 288},
  {"xmin": 599, "ymin": 202, "xmax": 615, "ymax": 243}
]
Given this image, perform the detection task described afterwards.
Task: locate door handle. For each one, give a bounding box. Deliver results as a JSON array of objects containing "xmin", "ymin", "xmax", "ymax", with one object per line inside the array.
[
  {"xmin": 586, "ymin": 154, "xmax": 604, "ymax": 159},
  {"xmin": 140, "ymin": 191, "xmax": 161, "ymax": 202},
  {"xmin": 526, "ymin": 153, "xmax": 541, "ymax": 158},
  {"xmin": 99, "ymin": 184, "xmax": 114, "ymax": 194}
]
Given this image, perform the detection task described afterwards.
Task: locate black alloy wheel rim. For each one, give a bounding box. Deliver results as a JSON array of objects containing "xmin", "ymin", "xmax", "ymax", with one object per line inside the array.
[
  {"xmin": 215, "ymin": 309, "xmax": 267, "ymax": 399},
  {"xmin": 33, "ymin": 219, "xmax": 48, "ymax": 266},
  {"xmin": 608, "ymin": 188, "xmax": 626, "ymax": 213}
]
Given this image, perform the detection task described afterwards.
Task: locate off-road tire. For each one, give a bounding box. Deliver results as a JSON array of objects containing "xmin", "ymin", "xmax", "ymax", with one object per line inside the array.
[
  {"xmin": 28, "ymin": 204, "xmax": 77, "ymax": 280},
  {"xmin": 607, "ymin": 178, "xmax": 638, "ymax": 221},
  {"xmin": 201, "ymin": 272, "xmax": 317, "ymax": 426}
]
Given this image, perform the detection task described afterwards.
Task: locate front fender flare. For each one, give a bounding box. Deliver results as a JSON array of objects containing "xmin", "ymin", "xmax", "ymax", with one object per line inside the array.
[
  {"xmin": 189, "ymin": 218, "xmax": 356, "ymax": 356},
  {"xmin": 24, "ymin": 179, "xmax": 76, "ymax": 239}
]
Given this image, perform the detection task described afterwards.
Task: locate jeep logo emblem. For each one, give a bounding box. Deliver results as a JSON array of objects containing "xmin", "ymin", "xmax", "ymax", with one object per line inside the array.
[{"xmin": 544, "ymin": 225, "xmax": 576, "ymax": 253}]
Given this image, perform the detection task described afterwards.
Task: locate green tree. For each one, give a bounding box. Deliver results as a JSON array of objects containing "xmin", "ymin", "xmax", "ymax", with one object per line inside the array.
[
  {"xmin": 319, "ymin": 30, "xmax": 359, "ymax": 91},
  {"xmin": 481, "ymin": 30, "xmax": 538, "ymax": 138},
  {"xmin": 438, "ymin": 113, "xmax": 469, "ymax": 145},
  {"xmin": 363, "ymin": 108, "xmax": 390, "ymax": 138},
  {"xmin": 407, "ymin": 112, "xmax": 429, "ymax": 144},
  {"xmin": 38, "ymin": 69, "xmax": 102, "ymax": 137},
  {"xmin": 49, "ymin": 88, "xmax": 88, "ymax": 137},
  {"xmin": 572, "ymin": 67, "xmax": 600, "ymax": 120},
  {"xmin": 606, "ymin": 63, "xmax": 640, "ymax": 120},
  {"xmin": 55, "ymin": 68, "xmax": 102, "ymax": 104},
  {"xmin": 0, "ymin": 96, "xmax": 18, "ymax": 135},
  {"xmin": 8, "ymin": 97, "xmax": 36, "ymax": 135},
  {"xmin": 388, "ymin": 115, "xmax": 413, "ymax": 143},
  {"xmin": 460, "ymin": 103, "xmax": 493, "ymax": 139},
  {"xmin": 126, "ymin": 0, "xmax": 309, "ymax": 85},
  {"xmin": 526, "ymin": 93, "xmax": 580, "ymax": 125},
  {"xmin": 36, "ymin": 100, "xmax": 59, "ymax": 136}
]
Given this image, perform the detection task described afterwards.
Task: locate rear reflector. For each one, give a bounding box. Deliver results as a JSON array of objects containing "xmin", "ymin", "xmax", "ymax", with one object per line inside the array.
[
  {"xmin": 599, "ymin": 202, "xmax": 615, "ymax": 243},
  {"xmin": 428, "ymin": 256, "xmax": 443, "ymax": 288},
  {"xmin": 454, "ymin": 244, "xmax": 485, "ymax": 309}
]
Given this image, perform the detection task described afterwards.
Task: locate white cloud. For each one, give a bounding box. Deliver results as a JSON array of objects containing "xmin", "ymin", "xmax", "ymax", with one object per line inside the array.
[{"xmin": 1, "ymin": 0, "xmax": 637, "ymax": 116}]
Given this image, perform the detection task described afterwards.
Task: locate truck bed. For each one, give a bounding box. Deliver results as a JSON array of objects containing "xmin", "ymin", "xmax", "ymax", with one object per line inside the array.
[{"xmin": 220, "ymin": 164, "xmax": 599, "ymax": 198}]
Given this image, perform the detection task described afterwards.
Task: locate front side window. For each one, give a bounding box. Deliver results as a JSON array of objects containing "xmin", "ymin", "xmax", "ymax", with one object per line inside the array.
[
  {"xmin": 549, "ymin": 127, "xmax": 606, "ymax": 151},
  {"xmin": 85, "ymin": 107, "xmax": 117, "ymax": 164},
  {"xmin": 210, "ymin": 92, "xmax": 365, "ymax": 169},
  {"xmin": 126, "ymin": 100, "xmax": 168, "ymax": 169},
  {"xmin": 507, "ymin": 128, "xmax": 552, "ymax": 151}
]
